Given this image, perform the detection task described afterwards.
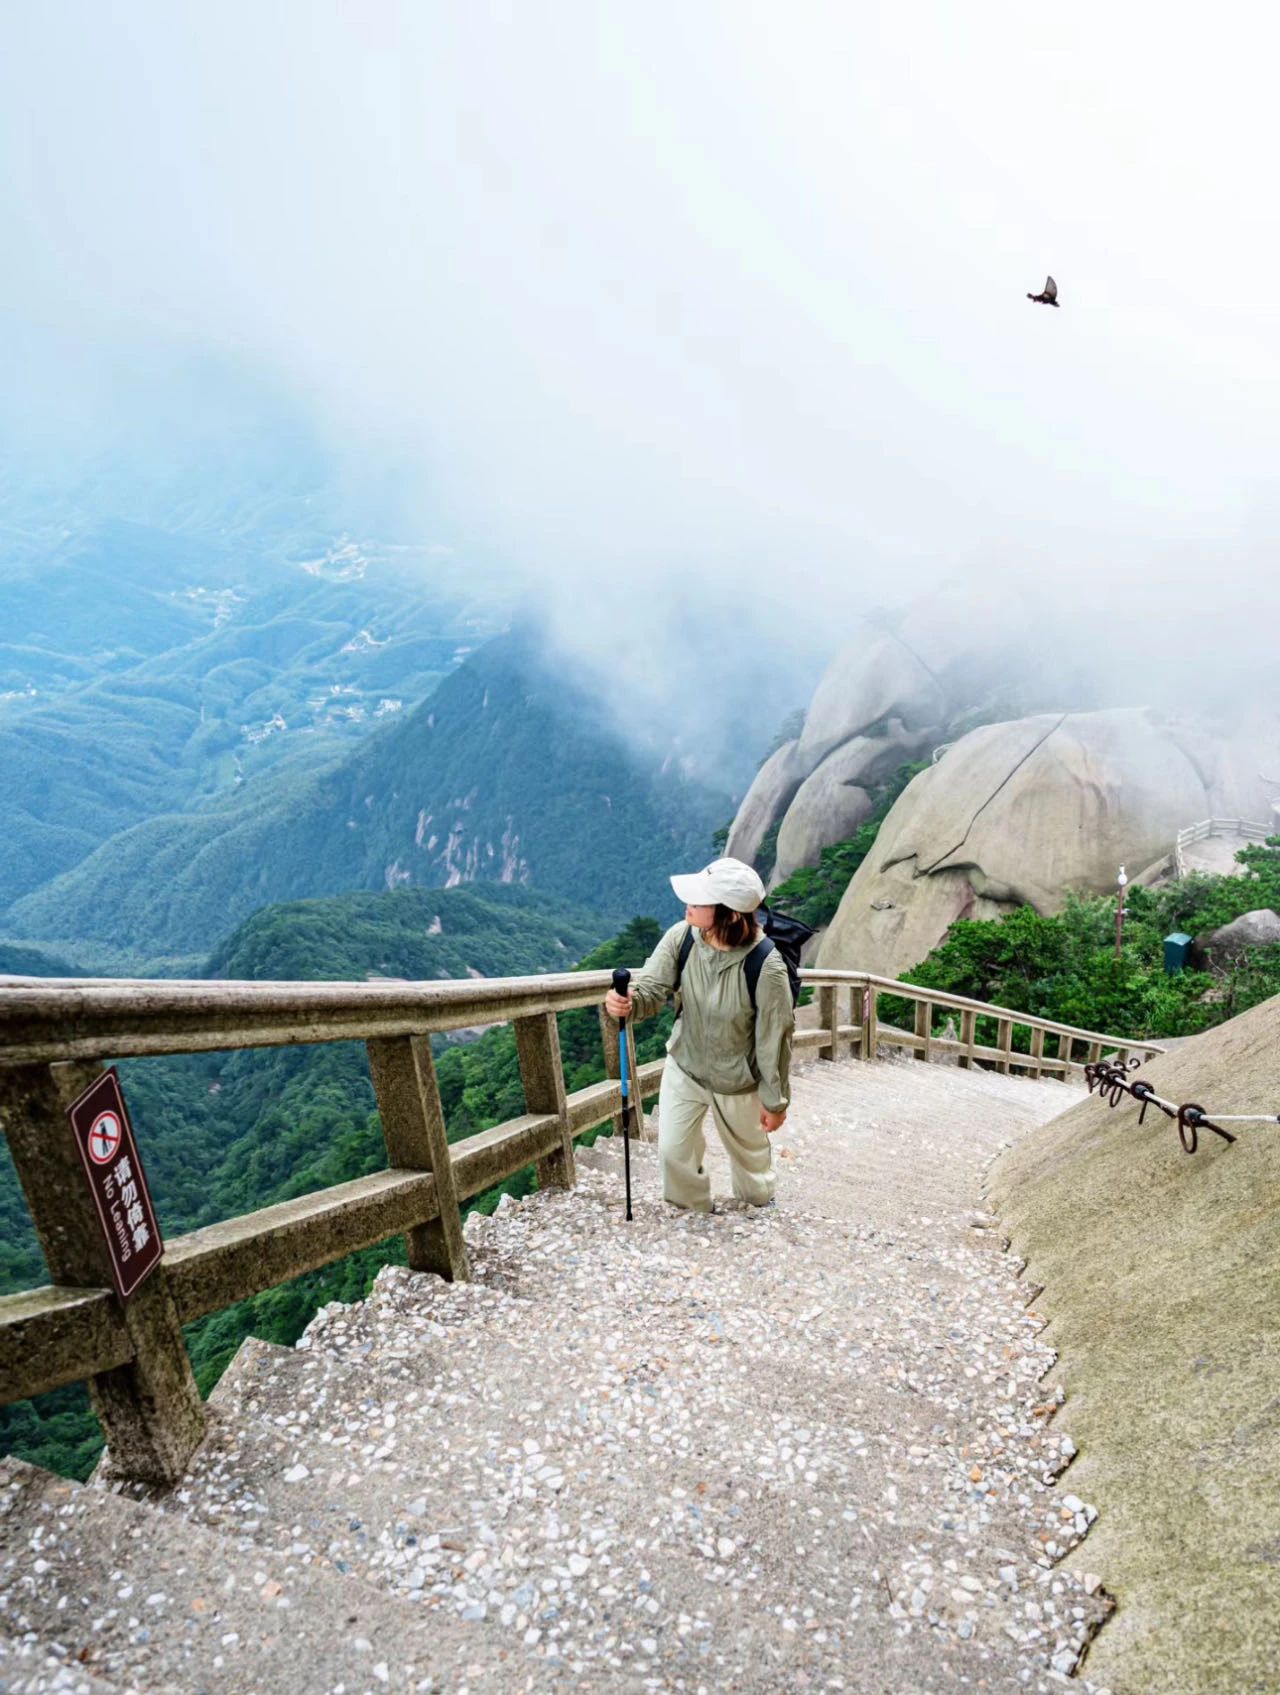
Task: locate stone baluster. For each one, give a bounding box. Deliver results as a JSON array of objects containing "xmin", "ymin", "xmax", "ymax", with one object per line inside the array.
[
  {"xmin": 997, "ymin": 1019, "xmax": 1013, "ymax": 1074},
  {"xmin": 861, "ymin": 986, "xmax": 879, "ymax": 1062},
  {"xmin": 914, "ymin": 999, "xmax": 932, "ymax": 1063},
  {"xmin": 515, "ymin": 1011, "xmax": 575, "ymax": 1190},
  {"xmin": 819, "ymin": 985, "xmax": 839, "ymax": 1062},
  {"xmin": 0, "ymin": 1060, "xmax": 205, "ymax": 1486},
  {"xmin": 958, "ymin": 1008, "xmax": 976, "ymax": 1070},
  {"xmin": 368, "ymin": 1035, "xmax": 470, "ymax": 1282}
]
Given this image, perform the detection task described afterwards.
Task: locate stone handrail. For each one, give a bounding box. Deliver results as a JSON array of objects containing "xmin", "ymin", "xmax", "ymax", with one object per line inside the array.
[
  {"xmin": 0, "ymin": 966, "xmax": 1158, "ymax": 1485},
  {"xmin": 1174, "ymin": 817, "xmax": 1274, "ymax": 878}
]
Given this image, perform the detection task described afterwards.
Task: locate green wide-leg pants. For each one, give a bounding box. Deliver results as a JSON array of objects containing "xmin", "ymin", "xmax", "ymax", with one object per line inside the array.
[{"xmin": 657, "ymin": 1056, "xmax": 777, "ymax": 1212}]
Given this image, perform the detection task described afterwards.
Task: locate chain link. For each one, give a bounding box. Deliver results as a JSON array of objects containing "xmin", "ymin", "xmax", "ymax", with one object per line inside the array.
[{"xmin": 1082, "ymin": 1056, "xmax": 1279, "ymax": 1154}]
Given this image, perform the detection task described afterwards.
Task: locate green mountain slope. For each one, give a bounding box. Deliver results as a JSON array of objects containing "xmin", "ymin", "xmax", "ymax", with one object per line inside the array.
[
  {"xmin": 0, "ymin": 942, "xmax": 82, "ymax": 977},
  {"xmin": 206, "ymin": 883, "xmax": 602, "ymax": 982},
  {"xmin": 11, "ymin": 629, "xmax": 728, "ymax": 957},
  {"xmin": 0, "ymin": 516, "xmax": 504, "ymax": 915},
  {"xmin": 888, "ymin": 842, "xmax": 1280, "ymax": 1043}
]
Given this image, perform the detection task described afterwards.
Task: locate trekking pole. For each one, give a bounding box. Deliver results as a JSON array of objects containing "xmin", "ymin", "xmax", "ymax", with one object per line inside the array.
[{"xmin": 612, "ymin": 967, "xmax": 635, "ymax": 1222}]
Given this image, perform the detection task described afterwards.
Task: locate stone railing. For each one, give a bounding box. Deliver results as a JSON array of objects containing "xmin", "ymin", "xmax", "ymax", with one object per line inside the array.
[
  {"xmin": 1174, "ymin": 817, "xmax": 1274, "ymax": 879},
  {"xmin": 0, "ymin": 968, "xmax": 1159, "ymax": 1485}
]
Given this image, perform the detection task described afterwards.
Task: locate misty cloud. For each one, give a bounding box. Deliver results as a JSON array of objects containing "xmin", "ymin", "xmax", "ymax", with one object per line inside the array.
[{"xmin": 2, "ymin": 0, "xmax": 1278, "ymax": 756}]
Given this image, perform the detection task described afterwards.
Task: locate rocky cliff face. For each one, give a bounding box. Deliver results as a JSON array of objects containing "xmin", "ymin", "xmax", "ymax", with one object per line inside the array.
[
  {"xmin": 990, "ymin": 990, "xmax": 1280, "ymax": 1695},
  {"xmin": 727, "ymin": 582, "xmax": 1079, "ymax": 888},
  {"xmin": 815, "ymin": 707, "xmax": 1279, "ymax": 977},
  {"xmin": 729, "ymin": 572, "xmax": 1279, "ymax": 979}
]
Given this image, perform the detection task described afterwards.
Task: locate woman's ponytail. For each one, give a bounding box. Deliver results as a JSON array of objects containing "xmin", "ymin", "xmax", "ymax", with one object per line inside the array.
[{"xmin": 709, "ymin": 904, "xmax": 760, "ymax": 949}]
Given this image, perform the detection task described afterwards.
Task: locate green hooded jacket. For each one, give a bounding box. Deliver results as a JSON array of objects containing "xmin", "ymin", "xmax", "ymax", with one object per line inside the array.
[{"xmin": 627, "ymin": 921, "xmax": 794, "ymax": 1113}]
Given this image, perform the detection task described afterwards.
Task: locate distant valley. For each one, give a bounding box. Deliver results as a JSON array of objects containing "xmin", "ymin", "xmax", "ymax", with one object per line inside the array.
[
  {"xmin": 4, "ymin": 624, "xmax": 729, "ymax": 967},
  {"xmin": 1, "ymin": 465, "xmax": 742, "ymax": 970},
  {"xmin": 0, "ymin": 510, "xmax": 506, "ymax": 965}
]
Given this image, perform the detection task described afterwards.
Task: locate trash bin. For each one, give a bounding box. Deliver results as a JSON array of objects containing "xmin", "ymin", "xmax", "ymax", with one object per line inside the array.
[{"xmin": 1163, "ymin": 932, "xmax": 1193, "ymax": 974}]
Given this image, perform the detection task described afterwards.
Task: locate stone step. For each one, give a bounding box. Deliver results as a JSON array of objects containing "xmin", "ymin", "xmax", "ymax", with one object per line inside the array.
[
  {"xmin": 454, "ymin": 1143, "xmax": 1042, "ymax": 1432},
  {"xmin": 131, "ymin": 1158, "xmax": 1090, "ymax": 1688},
  {"xmin": 75, "ymin": 1060, "xmax": 1101, "ymax": 1694},
  {"xmin": 574, "ymin": 1062, "xmax": 1043, "ymax": 1225},
  {"xmin": 0, "ymin": 1629, "xmax": 135, "ymax": 1695},
  {"xmin": 224, "ymin": 1316, "xmax": 919, "ymax": 1551},
  {"xmin": 117, "ymin": 1335, "xmax": 1067, "ymax": 1693},
  {"xmin": 0, "ymin": 1456, "xmax": 550, "ymax": 1694},
  {"xmin": 132, "ymin": 1320, "xmax": 900, "ymax": 1625},
  {"xmin": 568, "ymin": 1143, "xmax": 625, "ymax": 1176}
]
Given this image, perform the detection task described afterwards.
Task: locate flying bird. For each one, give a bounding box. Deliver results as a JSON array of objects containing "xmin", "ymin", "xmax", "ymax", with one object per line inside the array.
[{"xmin": 1027, "ymin": 275, "xmax": 1059, "ymax": 307}]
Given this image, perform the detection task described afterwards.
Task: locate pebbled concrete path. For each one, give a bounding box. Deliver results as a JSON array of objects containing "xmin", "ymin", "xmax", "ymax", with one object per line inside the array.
[{"xmin": 2, "ymin": 1053, "xmax": 1114, "ymax": 1695}]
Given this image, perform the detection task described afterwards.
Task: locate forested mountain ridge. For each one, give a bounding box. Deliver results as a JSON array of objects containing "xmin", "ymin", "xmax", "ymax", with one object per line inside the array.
[
  {"xmin": 0, "ymin": 511, "xmax": 505, "ymax": 940},
  {"xmin": 8, "ymin": 628, "xmax": 729, "ymax": 961},
  {"xmin": 0, "ymin": 942, "xmax": 81, "ymax": 977},
  {"xmin": 206, "ymin": 882, "xmax": 605, "ymax": 983}
]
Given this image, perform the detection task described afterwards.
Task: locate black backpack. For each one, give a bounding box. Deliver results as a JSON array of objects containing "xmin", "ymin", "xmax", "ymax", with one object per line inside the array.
[{"xmin": 674, "ymin": 903, "xmax": 815, "ymax": 1011}]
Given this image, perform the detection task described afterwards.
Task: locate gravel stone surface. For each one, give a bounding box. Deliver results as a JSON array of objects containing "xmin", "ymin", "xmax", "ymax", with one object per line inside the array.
[
  {"xmin": 0, "ymin": 1454, "xmax": 523, "ymax": 1694},
  {"xmin": 0, "ymin": 1626, "xmax": 131, "ymax": 1694},
  {"xmin": 55, "ymin": 1051, "xmax": 1120, "ymax": 1694}
]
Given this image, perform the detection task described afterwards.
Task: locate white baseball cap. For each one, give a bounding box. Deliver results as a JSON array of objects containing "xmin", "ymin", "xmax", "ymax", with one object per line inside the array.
[{"xmin": 670, "ymin": 856, "xmax": 766, "ymax": 913}]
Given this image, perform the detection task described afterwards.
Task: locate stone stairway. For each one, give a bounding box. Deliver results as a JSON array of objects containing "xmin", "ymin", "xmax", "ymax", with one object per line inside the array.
[{"xmin": 1, "ymin": 1056, "xmax": 1114, "ymax": 1695}]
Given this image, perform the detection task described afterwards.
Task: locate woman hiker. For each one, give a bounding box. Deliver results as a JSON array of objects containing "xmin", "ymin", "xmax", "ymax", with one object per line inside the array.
[{"xmin": 603, "ymin": 856, "xmax": 794, "ymax": 1212}]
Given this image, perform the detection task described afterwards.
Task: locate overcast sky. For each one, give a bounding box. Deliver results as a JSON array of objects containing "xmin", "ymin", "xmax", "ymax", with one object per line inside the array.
[{"xmin": 2, "ymin": 1, "xmax": 1277, "ymax": 748}]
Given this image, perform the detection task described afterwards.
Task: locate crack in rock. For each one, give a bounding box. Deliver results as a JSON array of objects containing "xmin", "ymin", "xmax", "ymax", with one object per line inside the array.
[{"xmin": 916, "ymin": 714, "xmax": 1069, "ymax": 877}]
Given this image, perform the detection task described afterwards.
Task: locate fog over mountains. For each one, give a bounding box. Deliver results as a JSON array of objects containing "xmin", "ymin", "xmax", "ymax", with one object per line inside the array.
[{"xmin": 0, "ymin": 454, "xmax": 761, "ymax": 970}]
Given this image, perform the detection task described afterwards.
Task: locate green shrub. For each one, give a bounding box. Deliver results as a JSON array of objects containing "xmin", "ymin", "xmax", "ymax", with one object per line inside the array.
[{"xmin": 892, "ymin": 846, "xmax": 1280, "ymax": 1044}]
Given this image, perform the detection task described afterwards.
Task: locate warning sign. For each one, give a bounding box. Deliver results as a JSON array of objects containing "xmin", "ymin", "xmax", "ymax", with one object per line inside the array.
[
  {"xmin": 67, "ymin": 1069, "xmax": 164, "ymax": 1302},
  {"xmin": 87, "ymin": 1110, "xmax": 123, "ymax": 1165}
]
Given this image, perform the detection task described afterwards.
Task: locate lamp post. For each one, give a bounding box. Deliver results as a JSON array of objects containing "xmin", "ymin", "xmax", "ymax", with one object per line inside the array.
[{"xmin": 1115, "ymin": 864, "xmax": 1128, "ymax": 957}]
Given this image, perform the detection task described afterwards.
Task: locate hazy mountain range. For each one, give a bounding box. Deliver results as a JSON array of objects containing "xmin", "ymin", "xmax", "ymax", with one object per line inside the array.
[{"xmin": 0, "ymin": 486, "xmax": 733, "ymax": 970}]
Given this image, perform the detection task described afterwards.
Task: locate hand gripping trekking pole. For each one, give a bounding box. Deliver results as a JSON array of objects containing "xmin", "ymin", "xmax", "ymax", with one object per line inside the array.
[{"xmin": 612, "ymin": 968, "xmax": 635, "ymax": 1222}]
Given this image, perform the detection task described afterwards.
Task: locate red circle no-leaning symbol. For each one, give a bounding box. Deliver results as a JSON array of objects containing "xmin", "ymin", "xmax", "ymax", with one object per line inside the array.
[{"xmin": 88, "ymin": 1110, "xmax": 122, "ymax": 1165}]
